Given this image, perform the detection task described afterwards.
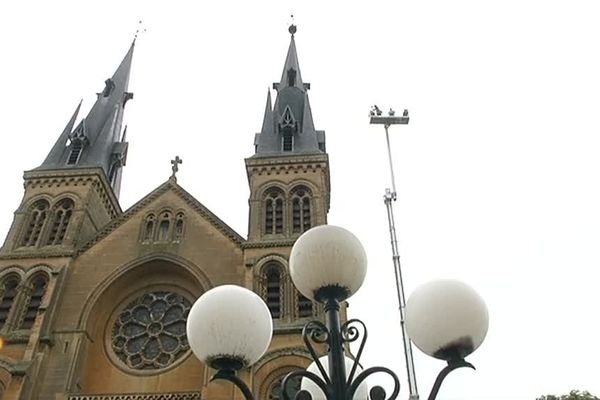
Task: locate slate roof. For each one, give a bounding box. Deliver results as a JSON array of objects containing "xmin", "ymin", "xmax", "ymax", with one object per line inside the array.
[
  {"xmin": 37, "ymin": 41, "xmax": 135, "ymax": 198},
  {"xmin": 253, "ymin": 27, "xmax": 326, "ymax": 157}
]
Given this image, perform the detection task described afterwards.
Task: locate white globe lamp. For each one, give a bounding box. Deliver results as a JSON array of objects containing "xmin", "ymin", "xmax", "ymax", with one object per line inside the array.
[
  {"xmin": 186, "ymin": 285, "xmax": 273, "ymax": 370},
  {"xmin": 405, "ymin": 280, "xmax": 489, "ymax": 361},
  {"xmin": 290, "ymin": 225, "xmax": 367, "ymax": 303}
]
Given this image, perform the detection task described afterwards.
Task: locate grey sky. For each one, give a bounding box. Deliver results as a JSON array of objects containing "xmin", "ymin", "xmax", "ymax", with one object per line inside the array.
[{"xmin": 1, "ymin": 1, "xmax": 599, "ymax": 399}]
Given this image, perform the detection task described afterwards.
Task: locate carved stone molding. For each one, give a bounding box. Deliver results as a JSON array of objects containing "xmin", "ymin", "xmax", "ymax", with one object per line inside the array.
[
  {"xmin": 242, "ymin": 239, "xmax": 297, "ymax": 249},
  {"xmin": 23, "ymin": 168, "xmax": 121, "ymax": 219},
  {"xmin": 68, "ymin": 392, "xmax": 201, "ymax": 400},
  {"xmin": 245, "ymin": 154, "xmax": 329, "ymax": 178}
]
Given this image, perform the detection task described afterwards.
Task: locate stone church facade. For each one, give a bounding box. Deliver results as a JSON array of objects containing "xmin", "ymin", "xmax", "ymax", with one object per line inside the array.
[{"xmin": 0, "ymin": 27, "xmax": 334, "ymax": 400}]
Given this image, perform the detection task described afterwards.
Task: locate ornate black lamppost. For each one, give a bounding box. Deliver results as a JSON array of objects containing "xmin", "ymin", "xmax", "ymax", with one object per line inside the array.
[{"xmin": 186, "ymin": 225, "xmax": 488, "ymax": 400}]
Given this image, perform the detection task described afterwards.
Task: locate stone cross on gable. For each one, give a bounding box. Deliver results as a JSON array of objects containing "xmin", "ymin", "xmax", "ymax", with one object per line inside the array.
[{"xmin": 170, "ymin": 156, "xmax": 182, "ymax": 181}]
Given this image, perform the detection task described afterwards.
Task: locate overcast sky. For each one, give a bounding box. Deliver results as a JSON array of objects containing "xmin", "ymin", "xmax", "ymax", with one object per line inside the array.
[{"xmin": 1, "ymin": 1, "xmax": 599, "ymax": 399}]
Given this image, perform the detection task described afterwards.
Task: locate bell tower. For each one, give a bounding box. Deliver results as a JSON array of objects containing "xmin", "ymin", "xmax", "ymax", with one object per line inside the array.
[
  {"xmin": 246, "ymin": 25, "xmax": 330, "ymax": 244},
  {"xmin": 241, "ymin": 26, "xmax": 333, "ymax": 400},
  {"xmin": 0, "ymin": 42, "xmax": 134, "ymax": 256}
]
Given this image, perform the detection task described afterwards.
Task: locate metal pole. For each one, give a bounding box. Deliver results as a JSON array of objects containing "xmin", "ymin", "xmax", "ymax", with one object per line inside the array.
[
  {"xmin": 384, "ymin": 125, "xmax": 398, "ymax": 198},
  {"xmin": 384, "ymin": 185, "xmax": 419, "ymax": 400},
  {"xmin": 371, "ymin": 111, "xmax": 419, "ymax": 400},
  {"xmin": 324, "ymin": 298, "xmax": 347, "ymax": 400}
]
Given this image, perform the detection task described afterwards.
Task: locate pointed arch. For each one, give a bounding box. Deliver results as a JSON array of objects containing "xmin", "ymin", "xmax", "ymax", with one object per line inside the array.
[
  {"xmin": 46, "ymin": 198, "xmax": 74, "ymax": 245},
  {"xmin": 262, "ymin": 263, "xmax": 284, "ymax": 319},
  {"xmin": 18, "ymin": 272, "xmax": 49, "ymax": 330},
  {"xmin": 73, "ymin": 254, "xmax": 212, "ymax": 389},
  {"xmin": 174, "ymin": 212, "xmax": 185, "ymax": 241},
  {"xmin": 291, "ymin": 185, "xmax": 312, "ymax": 234},
  {"xmin": 254, "ymin": 353, "xmax": 313, "ymax": 400},
  {"xmin": 156, "ymin": 211, "xmax": 173, "ymax": 241},
  {"xmin": 21, "ymin": 199, "xmax": 50, "ymax": 247},
  {"xmin": 141, "ymin": 213, "xmax": 156, "ymax": 242},
  {"xmin": 0, "ymin": 274, "xmax": 21, "ymax": 330},
  {"xmin": 264, "ymin": 187, "xmax": 285, "ymax": 235}
]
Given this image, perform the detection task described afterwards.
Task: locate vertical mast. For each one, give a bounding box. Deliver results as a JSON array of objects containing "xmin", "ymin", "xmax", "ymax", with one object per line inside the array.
[{"xmin": 370, "ymin": 109, "xmax": 419, "ymax": 400}]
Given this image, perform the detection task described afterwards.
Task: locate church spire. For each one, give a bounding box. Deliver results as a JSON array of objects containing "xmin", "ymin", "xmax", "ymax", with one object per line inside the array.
[
  {"xmin": 277, "ymin": 25, "xmax": 305, "ymax": 91},
  {"xmin": 253, "ymin": 25, "xmax": 325, "ymax": 156},
  {"xmin": 37, "ymin": 41, "xmax": 135, "ymax": 198}
]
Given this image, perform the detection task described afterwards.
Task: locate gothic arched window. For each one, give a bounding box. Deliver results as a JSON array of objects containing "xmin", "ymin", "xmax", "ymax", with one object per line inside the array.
[
  {"xmin": 157, "ymin": 212, "xmax": 172, "ymax": 241},
  {"xmin": 0, "ymin": 275, "xmax": 20, "ymax": 329},
  {"xmin": 291, "ymin": 186, "xmax": 312, "ymax": 234},
  {"xmin": 264, "ymin": 264, "xmax": 283, "ymax": 319},
  {"xmin": 174, "ymin": 213, "xmax": 185, "ymax": 240},
  {"xmin": 21, "ymin": 200, "xmax": 50, "ymax": 247},
  {"xmin": 142, "ymin": 214, "xmax": 156, "ymax": 242},
  {"xmin": 19, "ymin": 274, "xmax": 49, "ymax": 330},
  {"xmin": 264, "ymin": 188, "xmax": 285, "ymax": 235},
  {"xmin": 46, "ymin": 198, "xmax": 74, "ymax": 245}
]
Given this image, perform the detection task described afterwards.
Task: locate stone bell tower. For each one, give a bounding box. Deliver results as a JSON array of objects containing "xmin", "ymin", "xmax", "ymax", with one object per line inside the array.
[
  {"xmin": 0, "ymin": 41, "xmax": 134, "ymax": 399},
  {"xmin": 242, "ymin": 25, "xmax": 332, "ymax": 400}
]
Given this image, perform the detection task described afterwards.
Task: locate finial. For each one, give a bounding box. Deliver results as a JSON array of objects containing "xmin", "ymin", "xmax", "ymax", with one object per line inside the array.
[
  {"xmin": 288, "ymin": 14, "xmax": 297, "ymax": 36},
  {"xmin": 170, "ymin": 156, "xmax": 182, "ymax": 181},
  {"xmin": 133, "ymin": 20, "xmax": 147, "ymax": 43}
]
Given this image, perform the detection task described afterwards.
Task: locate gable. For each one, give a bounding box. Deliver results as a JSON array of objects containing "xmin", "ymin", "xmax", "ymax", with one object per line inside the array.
[{"xmin": 78, "ymin": 180, "xmax": 245, "ymax": 255}]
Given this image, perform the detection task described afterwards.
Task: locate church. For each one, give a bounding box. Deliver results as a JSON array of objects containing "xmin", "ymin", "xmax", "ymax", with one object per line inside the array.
[{"xmin": 0, "ymin": 25, "xmax": 336, "ymax": 400}]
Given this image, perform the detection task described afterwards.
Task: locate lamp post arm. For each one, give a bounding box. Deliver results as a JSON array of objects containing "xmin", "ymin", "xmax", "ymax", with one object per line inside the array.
[
  {"xmin": 427, "ymin": 359, "xmax": 475, "ymax": 400},
  {"xmin": 348, "ymin": 366, "xmax": 400, "ymax": 400},
  {"xmin": 211, "ymin": 369, "xmax": 256, "ymax": 400},
  {"xmin": 282, "ymin": 369, "xmax": 332, "ymax": 400}
]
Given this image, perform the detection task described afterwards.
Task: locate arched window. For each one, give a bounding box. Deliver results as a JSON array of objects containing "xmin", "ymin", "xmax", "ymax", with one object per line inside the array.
[
  {"xmin": 268, "ymin": 375, "xmax": 302, "ymax": 400},
  {"xmin": 291, "ymin": 186, "xmax": 312, "ymax": 234},
  {"xmin": 174, "ymin": 213, "xmax": 185, "ymax": 240},
  {"xmin": 21, "ymin": 200, "xmax": 50, "ymax": 247},
  {"xmin": 157, "ymin": 212, "xmax": 172, "ymax": 241},
  {"xmin": 264, "ymin": 265, "xmax": 283, "ymax": 319},
  {"xmin": 264, "ymin": 188, "xmax": 285, "ymax": 235},
  {"xmin": 297, "ymin": 293, "xmax": 313, "ymax": 318},
  {"xmin": 46, "ymin": 198, "xmax": 74, "ymax": 245},
  {"xmin": 0, "ymin": 275, "xmax": 20, "ymax": 329},
  {"xmin": 142, "ymin": 214, "xmax": 155, "ymax": 242},
  {"xmin": 19, "ymin": 274, "xmax": 49, "ymax": 330}
]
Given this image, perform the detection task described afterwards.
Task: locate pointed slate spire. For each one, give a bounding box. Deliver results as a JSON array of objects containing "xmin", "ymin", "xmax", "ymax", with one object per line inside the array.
[
  {"xmin": 41, "ymin": 100, "xmax": 82, "ymax": 166},
  {"xmin": 261, "ymin": 89, "xmax": 274, "ymax": 134},
  {"xmin": 254, "ymin": 25, "xmax": 325, "ymax": 156},
  {"xmin": 277, "ymin": 26, "xmax": 304, "ymax": 91},
  {"xmin": 37, "ymin": 41, "xmax": 135, "ymax": 198}
]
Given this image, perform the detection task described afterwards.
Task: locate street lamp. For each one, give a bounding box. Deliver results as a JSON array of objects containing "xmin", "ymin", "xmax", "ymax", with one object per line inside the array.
[{"xmin": 186, "ymin": 225, "xmax": 488, "ymax": 400}]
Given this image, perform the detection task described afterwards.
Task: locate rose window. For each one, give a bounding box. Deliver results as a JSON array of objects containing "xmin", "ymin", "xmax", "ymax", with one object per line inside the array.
[{"xmin": 111, "ymin": 291, "xmax": 192, "ymax": 370}]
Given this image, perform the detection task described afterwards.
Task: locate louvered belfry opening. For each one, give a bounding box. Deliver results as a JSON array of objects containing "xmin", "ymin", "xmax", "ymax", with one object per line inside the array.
[
  {"xmin": 21, "ymin": 200, "xmax": 50, "ymax": 247},
  {"xmin": 292, "ymin": 186, "xmax": 311, "ymax": 234},
  {"xmin": 265, "ymin": 267, "xmax": 282, "ymax": 318},
  {"xmin": 0, "ymin": 275, "xmax": 20, "ymax": 329},
  {"xmin": 46, "ymin": 198, "xmax": 74, "ymax": 245},
  {"xmin": 265, "ymin": 188, "xmax": 285, "ymax": 235},
  {"xmin": 20, "ymin": 274, "xmax": 49, "ymax": 330}
]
